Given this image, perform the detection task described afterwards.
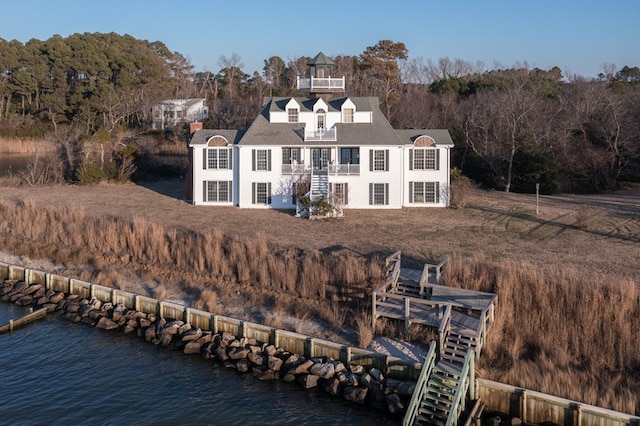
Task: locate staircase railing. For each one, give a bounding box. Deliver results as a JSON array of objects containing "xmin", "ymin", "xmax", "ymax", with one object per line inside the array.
[
  {"xmin": 402, "ymin": 341, "xmax": 437, "ymax": 426},
  {"xmin": 445, "ymin": 349, "xmax": 476, "ymax": 426},
  {"xmin": 438, "ymin": 304, "xmax": 452, "ymax": 356}
]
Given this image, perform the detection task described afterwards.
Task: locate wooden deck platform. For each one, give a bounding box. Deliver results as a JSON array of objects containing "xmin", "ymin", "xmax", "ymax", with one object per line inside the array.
[{"xmin": 373, "ymin": 252, "xmax": 497, "ymax": 357}]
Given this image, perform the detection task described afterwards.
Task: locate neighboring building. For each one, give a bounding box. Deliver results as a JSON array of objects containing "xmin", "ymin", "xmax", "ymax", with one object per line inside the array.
[
  {"xmin": 186, "ymin": 53, "xmax": 454, "ymax": 215},
  {"xmin": 152, "ymin": 98, "xmax": 209, "ymax": 130}
]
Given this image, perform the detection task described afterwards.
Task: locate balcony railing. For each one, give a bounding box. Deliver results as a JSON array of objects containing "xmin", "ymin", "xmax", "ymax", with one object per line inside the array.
[
  {"xmin": 297, "ymin": 76, "xmax": 345, "ymax": 91},
  {"xmin": 304, "ymin": 127, "xmax": 337, "ymax": 141},
  {"xmin": 328, "ymin": 163, "xmax": 360, "ymax": 175},
  {"xmin": 281, "ymin": 163, "xmax": 308, "ymax": 175}
]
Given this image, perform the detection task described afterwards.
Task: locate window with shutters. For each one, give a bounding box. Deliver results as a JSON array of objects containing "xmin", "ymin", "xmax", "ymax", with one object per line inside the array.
[
  {"xmin": 370, "ymin": 149, "xmax": 388, "ymax": 172},
  {"xmin": 409, "ymin": 181, "xmax": 439, "ymax": 204},
  {"xmin": 252, "ymin": 149, "xmax": 271, "ymax": 171},
  {"xmin": 368, "ymin": 183, "xmax": 389, "ymax": 205},
  {"xmin": 252, "ymin": 182, "xmax": 271, "ymax": 204},
  {"xmin": 203, "ymin": 181, "xmax": 232, "ymax": 202}
]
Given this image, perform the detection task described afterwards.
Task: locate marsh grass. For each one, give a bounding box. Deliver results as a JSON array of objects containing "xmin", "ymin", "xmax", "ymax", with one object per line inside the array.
[
  {"xmin": 0, "ymin": 137, "xmax": 57, "ymax": 154},
  {"xmin": 446, "ymin": 256, "xmax": 640, "ymax": 414}
]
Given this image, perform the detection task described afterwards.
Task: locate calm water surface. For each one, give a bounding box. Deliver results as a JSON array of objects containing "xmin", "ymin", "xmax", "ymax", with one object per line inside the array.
[{"xmin": 0, "ymin": 304, "xmax": 395, "ymax": 426}]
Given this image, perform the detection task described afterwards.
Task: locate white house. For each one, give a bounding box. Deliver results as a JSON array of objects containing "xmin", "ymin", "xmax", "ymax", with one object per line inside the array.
[
  {"xmin": 152, "ymin": 98, "xmax": 209, "ymax": 130},
  {"xmin": 186, "ymin": 53, "xmax": 454, "ymax": 215}
]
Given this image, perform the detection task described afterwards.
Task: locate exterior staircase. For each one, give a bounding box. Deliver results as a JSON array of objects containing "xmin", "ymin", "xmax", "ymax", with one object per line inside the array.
[
  {"xmin": 441, "ymin": 324, "xmax": 480, "ymax": 365},
  {"xmin": 295, "ymin": 172, "xmax": 343, "ymax": 219},
  {"xmin": 310, "ymin": 172, "xmax": 329, "ymax": 198},
  {"xmin": 416, "ymin": 360, "xmax": 463, "ymax": 425},
  {"xmin": 403, "ymin": 342, "xmax": 476, "ymax": 426}
]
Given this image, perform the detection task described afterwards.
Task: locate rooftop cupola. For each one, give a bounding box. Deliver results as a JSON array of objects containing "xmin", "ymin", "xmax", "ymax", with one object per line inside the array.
[{"xmin": 297, "ymin": 52, "xmax": 345, "ymax": 99}]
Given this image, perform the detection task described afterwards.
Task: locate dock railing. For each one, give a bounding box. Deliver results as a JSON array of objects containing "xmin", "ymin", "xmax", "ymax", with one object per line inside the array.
[
  {"xmin": 402, "ymin": 341, "xmax": 437, "ymax": 426},
  {"xmin": 446, "ymin": 349, "xmax": 476, "ymax": 426}
]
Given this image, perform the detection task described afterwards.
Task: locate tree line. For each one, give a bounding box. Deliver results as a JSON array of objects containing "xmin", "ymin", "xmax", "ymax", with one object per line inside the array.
[{"xmin": 1, "ymin": 33, "xmax": 638, "ymax": 192}]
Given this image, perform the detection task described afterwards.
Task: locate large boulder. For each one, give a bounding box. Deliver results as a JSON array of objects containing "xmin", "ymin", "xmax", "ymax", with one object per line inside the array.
[
  {"xmin": 310, "ymin": 362, "xmax": 335, "ymax": 379},
  {"xmin": 322, "ymin": 377, "xmax": 341, "ymax": 396},
  {"xmin": 228, "ymin": 347, "xmax": 249, "ymax": 360},
  {"xmin": 343, "ymin": 386, "xmax": 368, "ymax": 404},
  {"xmin": 296, "ymin": 374, "xmax": 319, "ymax": 389},
  {"xmin": 267, "ymin": 356, "xmax": 283, "ymax": 372},
  {"xmin": 385, "ymin": 393, "xmax": 404, "ymax": 415},
  {"xmin": 96, "ymin": 317, "xmax": 120, "ymax": 330},
  {"xmin": 183, "ymin": 341, "xmax": 202, "ymax": 355}
]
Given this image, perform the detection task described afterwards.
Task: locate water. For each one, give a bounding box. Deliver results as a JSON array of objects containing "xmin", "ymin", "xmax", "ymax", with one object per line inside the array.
[
  {"xmin": 0, "ymin": 153, "xmax": 30, "ymax": 175},
  {"xmin": 0, "ymin": 303, "xmax": 395, "ymax": 426}
]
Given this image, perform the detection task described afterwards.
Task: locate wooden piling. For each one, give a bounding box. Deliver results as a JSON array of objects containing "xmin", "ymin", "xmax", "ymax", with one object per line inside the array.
[{"xmin": 0, "ymin": 308, "xmax": 47, "ymax": 333}]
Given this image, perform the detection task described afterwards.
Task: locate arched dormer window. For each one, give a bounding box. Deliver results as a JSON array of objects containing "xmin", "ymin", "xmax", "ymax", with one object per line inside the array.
[
  {"xmin": 410, "ymin": 135, "xmax": 439, "ymax": 170},
  {"xmin": 207, "ymin": 135, "xmax": 229, "ymax": 146},
  {"xmin": 414, "ymin": 135, "xmax": 436, "ymax": 147},
  {"xmin": 203, "ymin": 136, "xmax": 232, "ymax": 170}
]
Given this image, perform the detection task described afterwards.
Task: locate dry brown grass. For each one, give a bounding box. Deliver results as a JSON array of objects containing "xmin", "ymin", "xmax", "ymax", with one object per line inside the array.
[
  {"xmin": 1, "ymin": 180, "xmax": 639, "ymax": 413},
  {"xmin": 446, "ymin": 256, "xmax": 640, "ymax": 414},
  {"xmin": 0, "ymin": 137, "xmax": 57, "ymax": 154}
]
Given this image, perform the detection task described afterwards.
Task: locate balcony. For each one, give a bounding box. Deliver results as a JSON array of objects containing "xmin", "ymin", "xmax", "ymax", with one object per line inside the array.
[
  {"xmin": 281, "ymin": 163, "xmax": 308, "ymax": 175},
  {"xmin": 304, "ymin": 127, "xmax": 337, "ymax": 141},
  {"xmin": 297, "ymin": 76, "xmax": 345, "ymax": 92},
  {"xmin": 328, "ymin": 163, "xmax": 360, "ymax": 176}
]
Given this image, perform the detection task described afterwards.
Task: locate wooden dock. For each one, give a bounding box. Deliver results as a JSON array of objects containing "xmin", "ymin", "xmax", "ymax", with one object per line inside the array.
[
  {"xmin": 0, "ymin": 307, "xmax": 47, "ymax": 333},
  {"xmin": 372, "ymin": 252, "xmax": 497, "ymax": 360}
]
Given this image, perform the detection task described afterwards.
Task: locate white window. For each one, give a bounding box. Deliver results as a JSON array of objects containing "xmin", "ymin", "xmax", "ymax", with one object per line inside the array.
[
  {"xmin": 409, "ymin": 182, "xmax": 440, "ymax": 203},
  {"xmin": 203, "ymin": 148, "xmax": 232, "ymax": 170},
  {"xmin": 330, "ymin": 183, "xmax": 349, "ymax": 205},
  {"xmin": 343, "ymin": 108, "xmax": 353, "ymax": 123},
  {"xmin": 368, "ymin": 183, "xmax": 389, "ymax": 205},
  {"xmin": 203, "ymin": 181, "xmax": 232, "ymax": 202},
  {"xmin": 252, "ymin": 182, "xmax": 272, "ymax": 204},
  {"xmin": 369, "ymin": 149, "xmax": 389, "ymax": 172},
  {"xmin": 410, "ymin": 148, "xmax": 439, "ymax": 170},
  {"xmin": 252, "ymin": 149, "xmax": 272, "ymax": 171},
  {"xmin": 288, "ymin": 108, "xmax": 298, "ymax": 123}
]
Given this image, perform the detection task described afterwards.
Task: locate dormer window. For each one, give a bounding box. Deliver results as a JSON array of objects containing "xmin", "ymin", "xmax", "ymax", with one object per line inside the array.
[
  {"xmin": 288, "ymin": 108, "xmax": 298, "ymax": 123},
  {"xmin": 343, "ymin": 108, "xmax": 353, "ymax": 123}
]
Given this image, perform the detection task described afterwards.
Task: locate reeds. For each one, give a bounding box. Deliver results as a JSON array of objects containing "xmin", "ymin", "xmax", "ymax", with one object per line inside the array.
[
  {"xmin": 446, "ymin": 255, "xmax": 640, "ymax": 414},
  {"xmin": 0, "ymin": 137, "xmax": 57, "ymax": 154}
]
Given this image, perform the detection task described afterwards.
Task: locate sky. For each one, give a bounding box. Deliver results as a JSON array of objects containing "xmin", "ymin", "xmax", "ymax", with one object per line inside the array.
[{"xmin": 2, "ymin": 0, "xmax": 639, "ymax": 80}]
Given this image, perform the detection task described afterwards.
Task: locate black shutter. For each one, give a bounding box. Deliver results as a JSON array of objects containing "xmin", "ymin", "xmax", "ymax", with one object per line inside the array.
[
  {"xmin": 369, "ymin": 150, "xmax": 373, "ymax": 171},
  {"xmin": 252, "ymin": 149, "xmax": 256, "ymax": 171},
  {"xmin": 409, "ymin": 149, "xmax": 413, "ymax": 171},
  {"xmin": 267, "ymin": 182, "xmax": 272, "ymax": 204},
  {"xmin": 344, "ymin": 183, "xmax": 349, "ymax": 205},
  {"xmin": 203, "ymin": 181, "xmax": 207, "ymax": 202},
  {"xmin": 203, "ymin": 149, "xmax": 207, "ymax": 170},
  {"xmin": 252, "ymin": 182, "xmax": 256, "ymax": 204},
  {"xmin": 228, "ymin": 148, "xmax": 233, "ymax": 170},
  {"xmin": 369, "ymin": 183, "xmax": 373, "ymax": 205},
  {"xmin": 385, "ymin": 150, "xmax": 389, "ymax": 171},
  {"xmin": 385, "ymin": 183, "xmax": 389, "ymax": 205},
  {"xmin": 267, "ymin": 150, "xmax": 271, "ymax": 171},
  {"xmin": 228, "ymin": 181, "xmax": 233, "ymax": 203},
  {"xmin": 409, "ymin": 182, "xmax": 413, "ymax": 203},
  {"xmin": 436, "ymin": 149, "xmax": 440, "ymax": 171}
]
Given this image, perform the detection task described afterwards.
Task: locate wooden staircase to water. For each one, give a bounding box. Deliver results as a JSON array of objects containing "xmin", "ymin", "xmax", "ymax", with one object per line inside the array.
[{"xmin": 373, "ymin": 252, "xmax": 495, "ymax": 425}]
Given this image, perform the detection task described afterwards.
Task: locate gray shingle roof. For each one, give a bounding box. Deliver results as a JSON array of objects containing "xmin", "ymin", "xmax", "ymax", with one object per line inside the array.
[
  {"xmin": 394, "ymin": 129, "xmax": 455, "ymax": 147},
  {"xmin": 190, "ymin": 97, "xmax": 454, "ymax": 148},
  {"xmin": 189, "ymin": 129, "xmax": 244, "ymax": 146}
]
